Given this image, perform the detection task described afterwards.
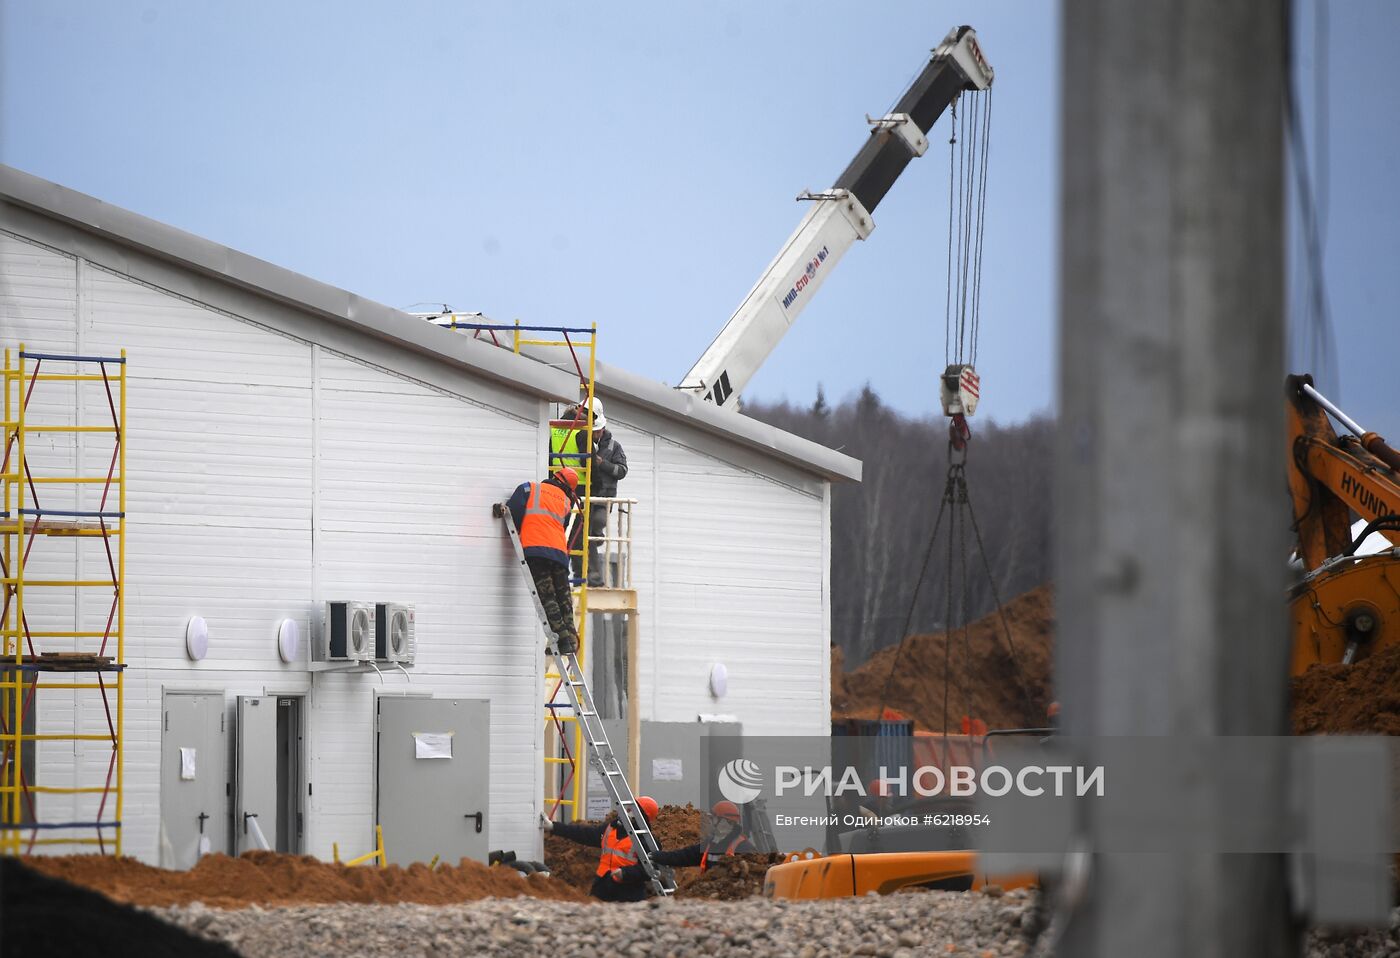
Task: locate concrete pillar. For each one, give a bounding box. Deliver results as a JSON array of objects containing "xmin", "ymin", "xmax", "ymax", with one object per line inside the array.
[{"xmin": 1056, "ymin": 0, "xmax": 1294, "ymax": 954}]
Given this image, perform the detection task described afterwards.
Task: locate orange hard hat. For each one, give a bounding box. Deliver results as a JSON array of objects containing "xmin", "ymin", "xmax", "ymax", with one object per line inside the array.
[
  {"xmin": 711, "ymin": 800, "xmax": 741, "ymax": 823},
  {"xmin": 636, "ymin": 796, "xmax": 659, "ymax": 821},
  {"xmin": 553, "ymin": 466, "xmax": 579, "ymax": 489}
]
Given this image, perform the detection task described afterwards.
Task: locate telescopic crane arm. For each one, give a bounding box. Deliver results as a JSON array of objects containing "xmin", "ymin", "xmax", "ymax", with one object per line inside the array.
[{"xmin": 679, "ymin": 26, "xmax": 995, "ymax": 407}]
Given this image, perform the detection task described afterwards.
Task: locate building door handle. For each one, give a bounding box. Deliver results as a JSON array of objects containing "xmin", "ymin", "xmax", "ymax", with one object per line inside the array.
[
  {"xmin": 197, "ymin": 812, "xmax": 209, "ymax": 834},
  {"xmin": 465, "ymin": 811, "xmax": 483, "ymax": 833}
]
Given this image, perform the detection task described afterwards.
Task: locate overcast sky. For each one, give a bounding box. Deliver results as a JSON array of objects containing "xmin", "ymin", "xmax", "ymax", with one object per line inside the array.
[{"xmin": 3, "ymin": 1, "xmax": 1396, "ymax": 438}]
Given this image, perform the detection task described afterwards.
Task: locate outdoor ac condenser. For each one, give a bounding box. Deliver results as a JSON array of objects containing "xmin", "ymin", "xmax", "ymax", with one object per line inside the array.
[
  {"xmin": 375, "ymin": 602, "xmax": 415, "ymax": 664},
  {"xmin": 317, "ymin": 601, "xmax": 375, "ymax": 662}
]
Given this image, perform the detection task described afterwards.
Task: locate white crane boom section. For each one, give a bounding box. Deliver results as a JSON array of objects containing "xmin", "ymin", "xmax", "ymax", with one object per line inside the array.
[{"xmin": 679, "ymin": 26, "xmax": 993, "ymax": 407}]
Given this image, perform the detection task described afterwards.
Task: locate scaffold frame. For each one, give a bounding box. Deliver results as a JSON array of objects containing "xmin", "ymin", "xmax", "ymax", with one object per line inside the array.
[{"xmin": 1, "ymin": 344, "xmax": 127, "ymax": 855}]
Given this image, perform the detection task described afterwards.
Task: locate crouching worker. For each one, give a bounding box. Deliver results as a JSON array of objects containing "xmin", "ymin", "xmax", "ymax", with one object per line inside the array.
[
  {"xmin": 541, "ymin": 796, "xmax": 661, "ymax": 902},
  {"xmin": 506, "ymin": 467, "xmax": 580, "ymax": 654},
  {"xmin": 649, "ymin": 801, "xmax": 755, "ymax": 873}
]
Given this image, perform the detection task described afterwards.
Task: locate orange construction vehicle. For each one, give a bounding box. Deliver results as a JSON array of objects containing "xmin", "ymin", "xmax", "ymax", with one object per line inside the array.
[{"xmin": 1286, "ymin": 374, "xmax": 1400, "ymax": 674}]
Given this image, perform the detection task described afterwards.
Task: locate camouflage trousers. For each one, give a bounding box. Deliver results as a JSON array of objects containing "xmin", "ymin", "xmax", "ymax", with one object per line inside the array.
[{"xmin": 527, "ymin": 556, "xmax": 577, "ymax": 649}]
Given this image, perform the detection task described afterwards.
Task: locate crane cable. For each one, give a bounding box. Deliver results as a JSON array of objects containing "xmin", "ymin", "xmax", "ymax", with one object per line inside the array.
[
  {"xmin": 875, "ymin": 450, "xmax": 1038, "ymax": 736},
  {"xmin": 945, "ymin": 89, "xmax": 993, "ymax": 369},
  {"xmin": 876, "ymin": 87, "xmax": 1037, "ymax": 738}
]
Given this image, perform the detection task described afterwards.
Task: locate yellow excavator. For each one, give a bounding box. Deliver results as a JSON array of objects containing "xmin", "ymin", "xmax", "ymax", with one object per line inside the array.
[{"xmin": 1286, "ymin": 374, "xmax": 1400, "ymax": 674}]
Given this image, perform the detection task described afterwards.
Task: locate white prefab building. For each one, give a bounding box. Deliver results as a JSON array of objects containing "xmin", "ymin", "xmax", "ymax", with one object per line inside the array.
[{"xmin": 0, "ymin": 167, "xmax": 859, "ymax": 867}]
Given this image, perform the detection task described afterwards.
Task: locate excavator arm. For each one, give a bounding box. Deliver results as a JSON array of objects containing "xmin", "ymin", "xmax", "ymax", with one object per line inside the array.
[
  {"xmin": 1285, "ymin": 374, "xmax": 1400, "ymax": 673},
  {"xmin": 1285, "ymin": 374, "xmax": 1400, "ymax": 570}
]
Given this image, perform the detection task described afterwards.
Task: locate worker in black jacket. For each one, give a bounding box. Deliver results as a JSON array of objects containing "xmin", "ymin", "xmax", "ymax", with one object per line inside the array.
[
  {"xmin": 541, "ymin": 797, "xmax": 660, "ymax": 902},
  {"xmin": 565, "ymin": 398, "xmax": 628, "ymax": 586},
  {"xmin": 650, "ymin": 801, "xmax": 756, "ymax": 872}
]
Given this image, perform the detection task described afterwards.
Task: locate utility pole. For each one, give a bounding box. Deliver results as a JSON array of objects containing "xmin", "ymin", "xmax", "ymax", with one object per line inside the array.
[{"xmin": 1056, "ymin": 1, "xmax": 1293, "ymax": 955}]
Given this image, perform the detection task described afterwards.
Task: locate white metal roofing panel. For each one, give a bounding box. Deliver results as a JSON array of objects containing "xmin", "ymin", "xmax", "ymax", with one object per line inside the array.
[
  {"xmin": 648, "ymin": 436, "xmax": 829, "ymax": 735},
  {"xmin": 0, "ymin": 236, "xmax": 85, "ymax": 665},
  {"xmin": 589, "ymin": 412, "xmax": 830, "ymax": 735},
  {"xmin": 0, "ymin": 232, "xmax": 77, "ymax": 355},
  {"xmin": 14, "ymin": 266, "xmax": 546, "ymax": 861},
  {"xmin": 313, "ymin": 351, "xmax": 543, "ymax": 857},
  {"xmin": 83, "ymin": 264, "xmax": 311, "ymax": 389}
]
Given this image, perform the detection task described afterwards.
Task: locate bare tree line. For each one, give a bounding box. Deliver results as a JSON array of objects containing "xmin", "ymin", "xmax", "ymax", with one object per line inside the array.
[{"xmin": 747, "ymin": 386, "xmax": 1054, "ymax": 669}]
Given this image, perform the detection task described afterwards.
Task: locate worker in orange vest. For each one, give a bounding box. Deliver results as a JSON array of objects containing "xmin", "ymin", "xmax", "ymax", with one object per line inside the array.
[
  {"xmin": 506, "ymin": 467, "xmax": 580, "ymax": 654},
  {"xmin": 650, "ymin": 800, "xmax": 756, "ymax": 872},
  {"xmin": 541, "ymin": 796, "xmax": 662, "ymax": 901}
]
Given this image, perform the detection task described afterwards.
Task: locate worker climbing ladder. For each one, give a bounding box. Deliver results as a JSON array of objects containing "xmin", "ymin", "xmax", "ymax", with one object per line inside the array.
[
  {"xmin": 432, "ymin": 317, "xmax": 602, "ymax": 819},
  {"xmin": 440, "ymin": 318, "xmax": 665, "ymax": 886},
  {"xmin": 494, "ymin": 501, "xmax": 674, "ymax": 897}
]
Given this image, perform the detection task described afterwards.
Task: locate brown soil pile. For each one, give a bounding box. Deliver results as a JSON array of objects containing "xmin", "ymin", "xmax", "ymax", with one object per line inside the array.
[
  {"xmin": 23, "ymin": 850, "xmax": 588, "ymax": 908},
  {"xmin": 543, "ymin": 831, "xmax": 603, "ymax": 891},
  {"xmin": 834, "ymin": 585, "xmax": 1056, "ymax": 732},
  {"xmin": 674, "ymin": 853, "xmax": 784, "ymax": 900},
  {"xmin": 1292, "ymin": 642, "xmax": 1400, "ymax": 734}
]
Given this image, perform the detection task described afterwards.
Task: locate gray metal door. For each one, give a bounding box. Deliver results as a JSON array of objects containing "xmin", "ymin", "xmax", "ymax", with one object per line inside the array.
[
  {"xmin": 376, "ymin": 696, "xmax": 489, "ymax": 866},
  {"xmin": 160, "ymin": 692, "xmax": 226, "ymax": 869},
  {"xmin": 235, "ymin": 695, "xmax": 278, "ymax": 854}
]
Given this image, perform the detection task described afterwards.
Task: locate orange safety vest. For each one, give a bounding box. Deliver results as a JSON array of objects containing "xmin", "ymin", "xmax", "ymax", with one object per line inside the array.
[
  {"xmin": 596, "ymin": 827, "xmax": 639, "ymax": 876},
  {"xmin": 700, "ymin": 832, "xmax": 749, "ymax": 872},
  {"xmin": 520, "ymin": 481, "xmax": 571, "ymax": 560}
]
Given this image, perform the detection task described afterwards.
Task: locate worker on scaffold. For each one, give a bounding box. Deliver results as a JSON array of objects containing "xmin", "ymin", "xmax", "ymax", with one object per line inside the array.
[
  {"xmin": 541, "ymin": 796, "xmax": 663, "ymax": 902},
  {"xmin": 553, "ymin": 397, "xmax": 628, "ymax": 587},
  {"xmin": 506, "ymin": 466, "xmax": 581, "ymax": 654}
]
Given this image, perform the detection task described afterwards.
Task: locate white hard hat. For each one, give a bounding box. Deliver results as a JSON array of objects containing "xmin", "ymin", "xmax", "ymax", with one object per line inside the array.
[{"xmin": 587, "ymin": 397, "xmax": 606, "ymax": 430}]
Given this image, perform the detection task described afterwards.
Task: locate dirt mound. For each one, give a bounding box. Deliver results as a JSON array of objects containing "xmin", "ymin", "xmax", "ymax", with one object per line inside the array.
[
  {"xmin": 23, "ymin": 850, "xmax": 588, "ymax": 908},
  {"xmin": 674, "ymin": 853, "xmax": 784, "ymax": 900},
  {"xmin": 829, "ymin": 579, "xmax": 1400, "ymax": 737},
  {"xmin": 834, "ymin": 585, "xmax": 1056, "ymax": 732},
  {"xmin": 3, "ymin": 857, "xmax": 238, "ymax": 957},
  {"xmin": 543, "ymin": 831, "xmax": 601, "ymax": 891},
  {"xmin": 1292, "ymin": 642, "xmax": 1400, "ymax": 734}
]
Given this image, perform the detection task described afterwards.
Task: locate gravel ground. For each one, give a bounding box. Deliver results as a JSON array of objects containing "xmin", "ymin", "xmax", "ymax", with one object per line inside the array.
[
  {"xmin": 155, "ymin": 889, "xmax": 1037, "ymax": 958},
  {"xmin": 152, "ymin": 893, "xmax": 1400, "ymax": 958},
  {"xmin": 1308, "ymin": 910, "xmax": 1400, "ymax": 958}
]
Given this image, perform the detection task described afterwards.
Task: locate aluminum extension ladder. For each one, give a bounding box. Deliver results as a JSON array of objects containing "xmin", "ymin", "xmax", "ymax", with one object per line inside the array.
[{"xmin": 493, "ymin": 501, "xmax": 675, "ymax": 897}]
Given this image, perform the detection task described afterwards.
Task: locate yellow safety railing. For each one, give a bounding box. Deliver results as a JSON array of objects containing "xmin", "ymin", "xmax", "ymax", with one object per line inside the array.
[
  {"xmin": 1, "ymin": 344, "xmax": 127, "ymax": 857},
  {"xmin": 333, "ymin": 824, "xmax": 387, "ymax": 868}
]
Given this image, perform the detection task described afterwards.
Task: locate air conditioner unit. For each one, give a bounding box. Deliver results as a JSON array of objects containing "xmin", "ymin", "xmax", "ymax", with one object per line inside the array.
[
  {"xmin": 316, "ymin": 601, "xmax": 375, "ymax": 662},
  {"xmin": 375, "ymin": 602, "xmax": 416, "ymax": 664}
]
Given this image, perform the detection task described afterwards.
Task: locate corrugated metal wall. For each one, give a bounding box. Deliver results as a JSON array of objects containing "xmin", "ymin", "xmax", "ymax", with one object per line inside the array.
[
  {"xmin": 1, "ymin": 225, "xmax": 834, "ymax": 864},
  {"xmin": 2, "ymin": 232, "xmax": 544, "ymax": 862},
  {"xmin": 607, "ymin": 408, "xmax": 832, "ymax": 736}
]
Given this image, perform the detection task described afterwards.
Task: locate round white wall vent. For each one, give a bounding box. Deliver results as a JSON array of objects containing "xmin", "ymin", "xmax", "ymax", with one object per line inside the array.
[
  {"xmin": 709, "ymin": 662, "xmax": 728, "ymax": 698},
  {"xmin": 185, "ymin": 616, "xmax": 209, "ymax": 661},
  {"xmin": 277, "ymin": 618, "xmax": 300, "ymax": 663}
]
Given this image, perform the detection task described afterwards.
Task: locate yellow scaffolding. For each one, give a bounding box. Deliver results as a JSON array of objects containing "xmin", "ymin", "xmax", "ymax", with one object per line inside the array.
[
  {"xmin": 1, "ymin": 344, "xmax": 127, "ymax": 856},
  {"xmin": 436, "ymin": 317, "xmax": 600, "ymax": 821}
]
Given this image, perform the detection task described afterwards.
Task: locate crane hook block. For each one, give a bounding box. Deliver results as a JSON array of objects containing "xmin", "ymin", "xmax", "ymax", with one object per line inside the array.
[{"xmin": 940, "ymin": 364, "xmax": 981, "ymax": 418}]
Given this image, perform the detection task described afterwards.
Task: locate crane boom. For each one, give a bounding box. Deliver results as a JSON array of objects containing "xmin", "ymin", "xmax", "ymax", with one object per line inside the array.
[{"xmin": 679, "ymin": 26, "xmax": 994, "ymax": 407}]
